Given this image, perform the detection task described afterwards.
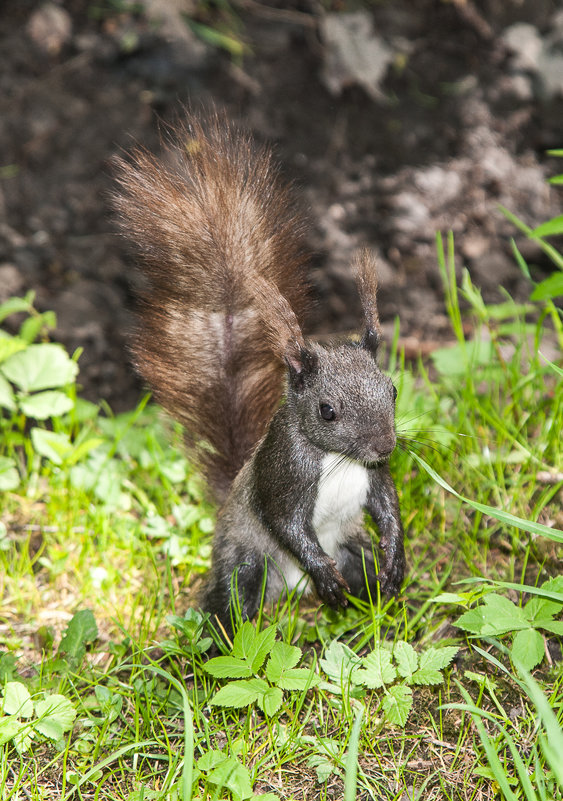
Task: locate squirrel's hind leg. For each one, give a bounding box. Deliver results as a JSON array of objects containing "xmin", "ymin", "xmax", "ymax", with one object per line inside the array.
[
  {"xmin": 335, "ymin": 533, "xmax": 379, "ymax": 600},
  {"xmin": 201, "ymin": 547, "xmax": 266, "ymax": 635}
]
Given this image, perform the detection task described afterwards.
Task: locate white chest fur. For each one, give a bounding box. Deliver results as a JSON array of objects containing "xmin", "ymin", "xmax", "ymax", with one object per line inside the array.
[{"xmin": 312, "ymin": 452, "xmax": 370, "ymax": 556}]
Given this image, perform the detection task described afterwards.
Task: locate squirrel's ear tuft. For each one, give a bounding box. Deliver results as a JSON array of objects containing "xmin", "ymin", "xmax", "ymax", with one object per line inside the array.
[
  {"xmin": 352, "ymin": 249, "xmax": 382, "ymax": 357},
  {"xmin": 360, "ymin": 327, "xmax": 381, "ymax": 355},
  {"xmin": 285, "ymin": 345, "xmax": 318, "ymax": 390}
]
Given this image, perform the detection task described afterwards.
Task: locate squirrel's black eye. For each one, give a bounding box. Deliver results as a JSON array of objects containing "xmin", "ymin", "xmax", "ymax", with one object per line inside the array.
[
  {"xmin": 392, "ymin": 384, "xmax": 398, "ymax": 401},
  {"xmin": 319, "ymin": 403, "xmax": 336, "ymax": 421}
]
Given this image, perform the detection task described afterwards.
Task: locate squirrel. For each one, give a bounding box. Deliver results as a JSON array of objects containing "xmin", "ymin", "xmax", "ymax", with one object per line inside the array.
[{"xmin": 114, "ymin": 113, "xmax": 405, "ymax": 634}]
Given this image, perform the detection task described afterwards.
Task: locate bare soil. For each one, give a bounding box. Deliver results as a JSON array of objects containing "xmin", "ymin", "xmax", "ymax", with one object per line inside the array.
[{"xmin": 1, "ymin": 0, "xmax": 562, "ymax": 410}]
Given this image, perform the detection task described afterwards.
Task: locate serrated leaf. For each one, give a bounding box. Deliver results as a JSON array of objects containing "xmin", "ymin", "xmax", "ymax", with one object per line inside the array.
[
  {"xmin": 0, "ymin": 456, "xmax": 20, "ymax": 491},
  {"xmin": 35, "ymin": 718, "xmax": 63, "ymax": 741},
  {"xmin": 307, "ymin": 753, "xmax": 337, "ymax": 783},
  {"xmin": 58, "ymin": 609, "xmax": 98, "ymax": 660},
  {"xmin": 541, "ymin": 620, "xmax": 563, "ymax": 636},
  {"xmin": 456, "ymin": 594, "xmax": 528, "ymax": 636},
  {"xmin": 201, "ymin": 752, "xmax": 253, "ymax": 800},
  {"xmin": 248, "ymin": 625, "xmax": 277, "ymax": 673},
  {"xmin": 2, "ymin": 682, "xmax": 34, "ymax": 718},
  {"xmin": 352, "ymin": 647, "xmax": 396, "ymax": 689},
  {"xmin": 382, "ymin": 684, "xmax": 412, "ymax": 727},
  {"xmin": 210, "ymin": 678, "xmax": 268, "ymax": 708},
  {"xmin": 277, "ymin": 668, "xmax": 319, "ymax": 691},
  {"xmin": 34, "ymin": 694, "xmax": 76, "ymax": 740},
  {"xmin": 232, "ymin": 621, "xmax": 258, "ymax": 661},
  {"xmin": 411, "ymin": 647, "xmax": 458, "ymax": 686},
  {"xmin": 511, "ymin": 628, "xmax": 545, "ymax": 671},
  {"xmin": 319, "ymin": 640, "xmax": 360, "ymax": 685},
  {"xmin": 260, "ymin": 686, "xmax": 283, "ymax": 716},
  {"xmin": 419, "ymin": 646, "xmax": 459, "ymax": 671},
  {"xmin": 204, "ymin": 656, "xmax": 253, "ymax": 679},
  {"xmin": 524, "ymin": 576, "xmax": 563, "ymax": 622},
  {"xmin": 265, "ymin": 641, "xmax": 302, "ymax": 684},
  {"xmin": 455, "ymin": 606, "xmax": 486, "ymax": 634},
  {"xmin": 197, "ymin": 749, "xmax": 224, "ymax": 772},
  {"xmin": 1, "ymin": 343, "xmax": 78, "ymax": 392},
  {"xmin": 393, "ymin": 641, "xmax": 418, "ymax": 679},
  {"xmin": 20, "ymin": 390, "xmax": 74, "ymax": 420}
]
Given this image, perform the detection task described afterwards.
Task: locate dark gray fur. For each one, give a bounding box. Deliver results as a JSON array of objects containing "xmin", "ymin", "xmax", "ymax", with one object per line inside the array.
[
  {"xmin": 202, "ymin": 340, "xmax": 405, "ymax": 632},
  {"xmin": 115, "ymin": 115, "xmax": 405, "ymax": 637}
]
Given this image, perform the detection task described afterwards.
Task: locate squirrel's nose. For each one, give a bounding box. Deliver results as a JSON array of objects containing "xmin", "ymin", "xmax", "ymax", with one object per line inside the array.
[{"xmin": 375, "ymin": 433, "xmax": 396, "ymax": 458}]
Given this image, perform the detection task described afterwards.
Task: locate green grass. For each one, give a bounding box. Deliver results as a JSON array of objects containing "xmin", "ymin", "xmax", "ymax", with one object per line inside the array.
[{"xmin": 0, "ymin": 224, "xmax": 562, "ymax": 800}]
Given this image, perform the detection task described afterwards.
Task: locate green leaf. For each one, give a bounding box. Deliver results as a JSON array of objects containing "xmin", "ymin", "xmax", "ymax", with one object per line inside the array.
[
  {"xmin": 393, "ymin": 641, "xmax": 418, "ymax": 679},
  {"xmin": 456, "ymin": 594, "xmax": 528, "ymax": 636},
  {"xmin": 94, "ymin": 686, "xmax": 122, "ymax": 723},
  {"xmin": 248, "ymin": 625, "xmax": 277, "ymax": 673},
  {"xmin": 66, "ymin": 437, "xmax": 105, "ymax": 466},
  {"xmin": 199, "ymin": 751, "xmax": 253, "ymax": 801},
  {"xmin": 58, "ymin": 609, "xmax": 98, "ymax": 661},
  {"xmin": 232, "ymin": 621, "xmax": 258, "ymax": 661},
  {"xmin": 210, "ymin": 678, "xmax": 268, "ymax": 708},
  {"xmin": 307, "ymin": 753, "xmax": 337, "ymax": 783},
  {"xmin": 541, "ymin": 620, "xmax": 563, "ymax": 636},
  {"xmin": 511, "ymin": 629, "xmax": 545, "ymax": 671},
  {"xmin": 276, "ymin": 667, "xmax": 319, "ymax": 692},
  {"xmin": 19, "ymin": 390, "xmax": 74, "ymax": 420},
  {"xmin": 530, "ymin": 272, "xmax": 563, "ymax": 301},
  {"xmin": 1, "ymin": 343, "xmax": 78, "ymax": 392},
  {"xmin": 0, "ymin": 373, "xmax": 16, "ymax": 410},
  {"xmin": 524, "ymin": 576, "xmax": 563, "ymax": 621},
  {"xmin": 430, "ymin": 339, "xmax": 494, "ymax": 378},
  {"xmin": 265, "ymin": 641, "xmax": 301, "ymax": 684},
  {"xmin": 531, "ymin": 215, "xmax": 563, "ymax": 237},
  {"xmin": 0, "ymin": 335, "xmax": 27, "ymax": 364},
  {"xmin": 0, "ymin": 653, "xmax": 16, "ymax": 682},
  {"xmin": 0, "ymin": 715, "xmax": 24, "ymax": 746},
  {"xmin": 260, "ymin": 686, "xmax": 283, "ymax": 716},
  {"xmin": 320, "ymin": 640, "xmax": 360, "ymax": 685},
  {"xmin": 34, "ymin": 694, "xmax": 77, "ymax": 740},
  {"xmin": 352, "ymin": 646, "xmax": 396, "ymax": 689},
  {"xmin": 411, "ymin": 452, "xmax": 563, "ymax": 544},
  {"xmin": 2, "ymin": 682, "xmax": 34, "ymax": 718},
  {"xmin": 0, "ymin": 295, "xmax": 34, "ymax": 323},
  {"xmin": 19, "ymin": 316, "xmax": 44, "ymax": 344},
  {"xmin": 31, "ymin": 428, "xmax": 73, "ymax": 465},
  {"xmin": 0, "ymin": 457, "xmax": 20, "ymax": 491},
  {"xmin": 204, "ymin": 656, "xmax": 253, "ymax": 679},
  {"xmin": 382, "ymin": 684, "xmax": 412, "ymax": 727},
  {"xmin": 411, "ymin": 647, "xmax": 458, "ymax": 685}
]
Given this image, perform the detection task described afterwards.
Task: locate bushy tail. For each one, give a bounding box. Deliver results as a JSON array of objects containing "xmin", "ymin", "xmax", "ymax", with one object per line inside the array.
[{"xmin": 114, "ymin": 114, "xmax": 310, "ymax": 503}]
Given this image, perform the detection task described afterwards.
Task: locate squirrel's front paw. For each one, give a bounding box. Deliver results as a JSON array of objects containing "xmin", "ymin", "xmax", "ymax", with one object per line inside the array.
[
  {"xmin": 377, "ymin": 553, "xmax": 405, "ymax": 597},
  {"xmin": 313, "ymin": 558, "xmax": 350, "ymax": 609}
]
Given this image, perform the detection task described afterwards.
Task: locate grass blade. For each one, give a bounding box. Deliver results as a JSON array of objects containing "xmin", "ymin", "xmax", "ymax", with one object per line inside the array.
[{"xmin": 411, "ymin": 452, "xmax": 563, "ymax": 543}]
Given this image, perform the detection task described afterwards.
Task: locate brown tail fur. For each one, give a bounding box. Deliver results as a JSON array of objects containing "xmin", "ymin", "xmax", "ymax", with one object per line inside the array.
[{"xmin": 114, "ymin": 114, "xmax": 310, "ymax": 504}]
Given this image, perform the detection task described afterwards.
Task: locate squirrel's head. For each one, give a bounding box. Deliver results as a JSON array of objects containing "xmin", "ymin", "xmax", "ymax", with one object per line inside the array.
[
  {"xmin": 285, "ymin": 341, "xmax": 397, "ymax": 465},
  {"xmin": 283, "ymin": 249, "xmax": 396, "ymax": 465}
]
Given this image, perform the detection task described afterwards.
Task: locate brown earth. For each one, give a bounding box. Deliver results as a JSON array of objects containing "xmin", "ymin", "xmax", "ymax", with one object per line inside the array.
[{"xmin": 1, "ymin": 0, "xmax": 562, "ymax": 410}]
